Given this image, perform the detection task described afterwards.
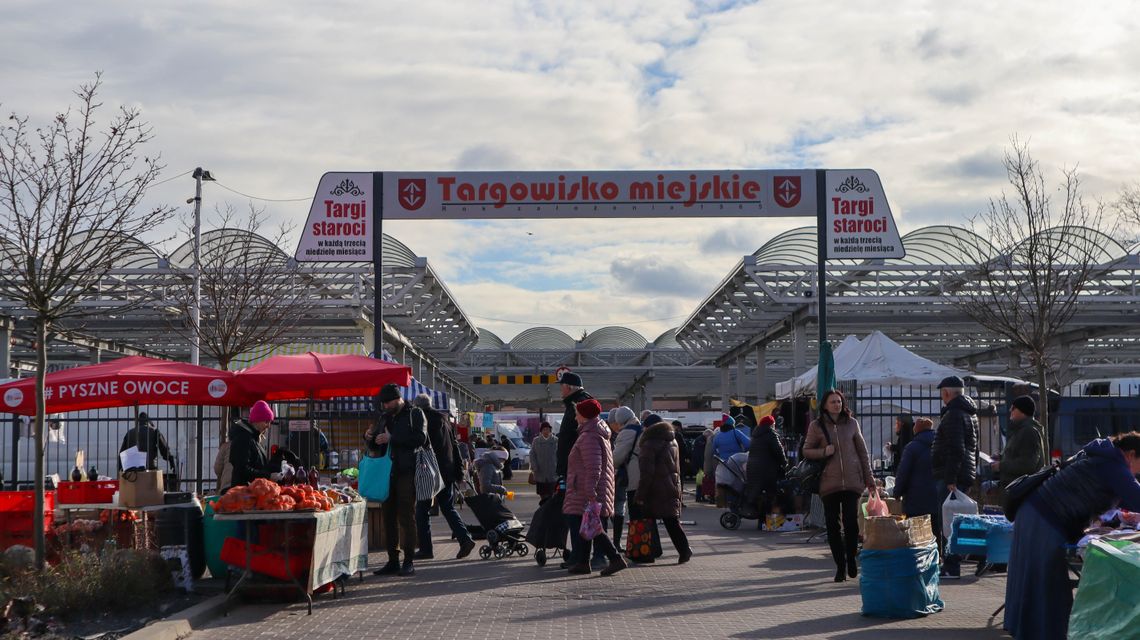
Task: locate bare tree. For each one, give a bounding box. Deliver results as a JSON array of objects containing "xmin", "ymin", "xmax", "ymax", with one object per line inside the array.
[
  {"xmin": 952, "ymin": 139, "xmax": 1120, "ymax": 448},
  {"xmin": 164, "ymin": 202, "xmax": 317, "ymax": 437},
  {"xmin": 0, "ymin": 74, "xmax": 172, "ymax": 569},
  {"xmin": 1113, "ymin": 182, "xmax": 1140, "ymax": 246}
]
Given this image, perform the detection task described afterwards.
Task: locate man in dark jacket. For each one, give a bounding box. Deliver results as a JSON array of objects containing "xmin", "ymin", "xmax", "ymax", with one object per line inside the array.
[
  {"xmin": 555, "ymin": 372, "xmax": 593, "ymax": 479},
  {"xmin": 931, "ymin": 375, "xmax": 980, "ymax": 578},
  {"xmin": 745, "ymin": 415, "xmax": 787, "ymax": 519},
  {"xmin": 118, "ymin": 412, "xmax": 175, "ymax": 471},
  {"xmin": 364, "ymin": 384, "xmax": 428, "ymax": 577},
  {"xmin": 993, "ymin": 395, "xmax": 1047, "ymax": 493},
  {"xmin": 411, "ymin": 394, "xmax": 476, "ymax": 560}
]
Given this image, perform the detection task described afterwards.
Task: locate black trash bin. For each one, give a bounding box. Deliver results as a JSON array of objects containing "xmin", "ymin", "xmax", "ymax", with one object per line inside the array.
[{"xmin": 155, "ymin": 502, "xmax": 206, "ymax": 580}]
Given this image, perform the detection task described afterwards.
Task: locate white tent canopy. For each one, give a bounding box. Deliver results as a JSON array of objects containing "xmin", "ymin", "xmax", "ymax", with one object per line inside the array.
[
  {"xmin": 775, "ymin": 331, "xmax": 967, "ymax": 398},
  {"xmin": 775, "ymin": 334, "xmax": 863, "ymax": 398}
]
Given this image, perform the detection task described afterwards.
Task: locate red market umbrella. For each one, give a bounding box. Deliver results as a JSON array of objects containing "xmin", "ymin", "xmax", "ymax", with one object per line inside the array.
[
  {"xmin": 233, "ymin": 352, "xmax": 412, "ymax": 401},
  {"xmin": 0, "ymin": 355, "xmax": 247, "ymax": 415}
]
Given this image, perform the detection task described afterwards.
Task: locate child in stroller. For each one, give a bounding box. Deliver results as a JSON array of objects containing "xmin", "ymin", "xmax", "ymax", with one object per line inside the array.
[
  {"xmin": 715, "ymin": 452, "xmax": 758, "ymax": 529},
  {"xmin": 464, "ymin": 493, "xmax": 529, "ymax": 559}
]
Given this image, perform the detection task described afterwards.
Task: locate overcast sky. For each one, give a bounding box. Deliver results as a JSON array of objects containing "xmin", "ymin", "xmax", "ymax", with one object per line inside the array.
[{"xmin": 4, "ymin": 0, "xmax": 1139, "ymax": 343}]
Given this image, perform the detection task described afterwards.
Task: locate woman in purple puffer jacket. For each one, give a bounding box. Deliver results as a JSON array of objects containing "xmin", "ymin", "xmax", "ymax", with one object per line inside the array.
[{"xmin": 562, "ymin": 398, "xmax": 626, "ymax": 576}]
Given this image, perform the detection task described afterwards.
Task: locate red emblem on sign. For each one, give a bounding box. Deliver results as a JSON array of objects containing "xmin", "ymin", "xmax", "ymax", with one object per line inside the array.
[
  {"xmin": 773, "ymin": 176, "xmax": 801, "ymax": 208},
  {"xmin": 398, "ymin": 178, "xmax": 426, "ymax": 211}
]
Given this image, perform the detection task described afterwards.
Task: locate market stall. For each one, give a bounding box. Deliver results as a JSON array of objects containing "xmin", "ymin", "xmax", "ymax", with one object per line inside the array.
[{"xmin": 212, "ymin": 480, "xmax": 367, "ymax": 614}]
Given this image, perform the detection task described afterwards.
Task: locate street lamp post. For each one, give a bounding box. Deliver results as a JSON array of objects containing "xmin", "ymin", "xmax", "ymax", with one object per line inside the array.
[{"xmin": 189, "ymin": 167, "xmax": 214, "ymax": 365}]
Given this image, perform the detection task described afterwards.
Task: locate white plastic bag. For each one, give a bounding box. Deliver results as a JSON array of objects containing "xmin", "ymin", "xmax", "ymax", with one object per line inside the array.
[{"xmin": 941, "ymin": 488, "xmax": 977, "ymax": 538}]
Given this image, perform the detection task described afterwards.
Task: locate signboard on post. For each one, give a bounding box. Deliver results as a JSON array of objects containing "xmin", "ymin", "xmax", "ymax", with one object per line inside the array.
[
  {"xmin": 823, "ymin": 169, "xmax": 905, "ymax": 260},
  {"xmin": 295, "ymin": 172, "xmax": 374, "ymax": 262}
]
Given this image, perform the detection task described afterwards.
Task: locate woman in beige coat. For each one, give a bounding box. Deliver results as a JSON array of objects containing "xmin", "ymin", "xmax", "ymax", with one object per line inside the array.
[{"xmin": 802, "ymin": 389, "xmax": 874, "ymax": 583}]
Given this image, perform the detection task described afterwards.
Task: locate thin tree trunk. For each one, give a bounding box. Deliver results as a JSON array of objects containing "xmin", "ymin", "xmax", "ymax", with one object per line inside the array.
[
  {"xmin": 1036, "ymin": 359, "xmax": 1051, "ymax": 458},
  {"xmin": 33, "ymin": 317, "xmax": 47, "ymax": 571}
]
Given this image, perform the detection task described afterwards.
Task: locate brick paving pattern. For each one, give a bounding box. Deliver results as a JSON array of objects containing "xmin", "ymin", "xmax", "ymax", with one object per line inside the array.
[{"xmin": 191, "ymin": 485, "xmax": 1011, "ymax": 639}]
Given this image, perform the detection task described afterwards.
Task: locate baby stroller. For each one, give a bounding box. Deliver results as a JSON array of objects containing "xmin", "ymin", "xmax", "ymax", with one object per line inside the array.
[
  {"xmin": 464, "ymin": 493, "xmax": 529, "ymax": 560},
  {"xmin": 525, "ymin": 491, "xmax": 569, "ymax": 566},
  {"xmin": 716, "ymin": 452, "xmax": 761, "ymax": 530}
]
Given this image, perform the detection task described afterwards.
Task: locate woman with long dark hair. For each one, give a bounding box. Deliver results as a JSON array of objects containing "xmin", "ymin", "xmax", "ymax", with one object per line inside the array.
[
  {"xmin": 888, "ymin": 413, "xmax": 915, "ymax": 472},
  {"xmin": 802, "ymin": 389, "xmax": 875, "ymax": 582}
]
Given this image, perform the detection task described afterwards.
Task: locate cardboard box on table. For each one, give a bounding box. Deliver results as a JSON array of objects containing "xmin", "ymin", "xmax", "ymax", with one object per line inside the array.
[
  {"xmin": 862, "ymin": 514, "xmax": 934, "ymax": 551},
  {"xmin": 119, "ymin": 471, "xmax": 164, "ymax": 508},
  {"xmin": 858, "ymin": 495, "xmax": 904, "ymax": 536}
]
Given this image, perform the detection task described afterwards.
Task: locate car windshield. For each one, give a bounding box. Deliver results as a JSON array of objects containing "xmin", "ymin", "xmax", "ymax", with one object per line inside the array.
[{"xmin": 510, "ymin": 438, "xmax": 526, "ymax": 449}]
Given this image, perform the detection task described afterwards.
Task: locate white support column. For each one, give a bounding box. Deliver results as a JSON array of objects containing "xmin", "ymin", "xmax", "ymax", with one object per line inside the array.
[
  {"xmin": 793, "ymin": 322, "xmax": 807, "ymax": 375},
  {"xmin": 720, "ymin": 367, "xmax": 730, "ymax": 413},
  {"xmin": 755, "ymin": 345, "xmax": 767, "ymax": 401},
  {"xmin": 736, "ymin": 356, "xmax": 747, "ymax": 403}
]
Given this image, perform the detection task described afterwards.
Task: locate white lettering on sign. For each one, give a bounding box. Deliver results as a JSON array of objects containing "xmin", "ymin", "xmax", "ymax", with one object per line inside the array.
[
  {"xmin": 824, "ymin": 170, "xmax": 905, "ymax": 260},
  {"xmin": 295, "ymin": 172, "xmax": 373, "ymax": 262}
]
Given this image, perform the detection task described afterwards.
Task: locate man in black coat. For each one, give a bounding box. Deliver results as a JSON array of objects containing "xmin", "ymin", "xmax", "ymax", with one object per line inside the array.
[
  {"xmin": 364, "ymin": 384, "xmax": 428, "ymax": 577},
  {"xmin": 411, "ymin": 394, "xmax": 476, "ymax": 560},
  {"xmin": 930, "ymin": 375, "xmax": 980, "ymax": 578},
  {"xmin": 118, "ymin": 412, "xmax": 175, "ymax": 471},
  {"xmin": 555, "ymin": 372, "xmax": 593, "ymax": 479}
]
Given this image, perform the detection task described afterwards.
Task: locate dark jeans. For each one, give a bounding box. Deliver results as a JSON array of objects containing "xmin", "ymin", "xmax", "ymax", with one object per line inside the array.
[
  {"xmin": 935, "ymin": 481, "xmax": 961, "ymax": 576},
  {"xmin": 565, "ymin": 514, "xmax": 619, "ymax": 566},
  {"xmin": 821, "ymin": 490, "xmax": 860, "ymax": 570},
  {"xmin": 659, "ymin": 517, "xmax": 691, "ymax": 556},
  {"xmin": 382, "ymin": 472, "xmax": 417, "ymax": 561},
  {"xmin": 416, "ymin": 482, "xmax": 472, "ymax": 554}
]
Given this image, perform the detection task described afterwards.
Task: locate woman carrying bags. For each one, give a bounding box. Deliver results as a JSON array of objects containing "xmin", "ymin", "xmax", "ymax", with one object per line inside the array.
[
  {"xmin": 802, "ymin": 389, "xmax": 875, "ymax": 582},
  {"xmin": 634, "ymin": 414, "xmax": 692, "ymax": 564},
  {"xmin": 562, "ymin": 398, "xmax": 626, "ymax": 576}
]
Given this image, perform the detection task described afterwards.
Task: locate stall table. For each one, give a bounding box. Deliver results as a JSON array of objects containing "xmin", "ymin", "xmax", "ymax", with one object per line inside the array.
[
  {"xmin": 55, "ymin": 501, "xmax": 197, "ymax": 550},
  {"xmin": 214, "ymin": 501, "xmax": 367, "ymax": 615}
]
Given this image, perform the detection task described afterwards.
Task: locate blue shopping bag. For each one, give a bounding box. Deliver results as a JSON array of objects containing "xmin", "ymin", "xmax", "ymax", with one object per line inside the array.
[
  {"xmin": 859, "ymin": 542, "xmax": 944, "ymax": 619},
  {"xmin": 358, "ymin": 447, "xmax": 392, "ymax": 502}
]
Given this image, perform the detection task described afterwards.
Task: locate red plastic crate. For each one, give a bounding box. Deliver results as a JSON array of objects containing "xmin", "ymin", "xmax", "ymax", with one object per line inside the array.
[
  {"xmin": 220, "ymin": 536, "xmax": 311, "ymax": 582},
  {"xmin": 0, "ymin": 491, "xmax": 56, "ymax": 550},
  {"xmin": 56, "ymin": 480, "xmax": 119, "ymax": 505}
]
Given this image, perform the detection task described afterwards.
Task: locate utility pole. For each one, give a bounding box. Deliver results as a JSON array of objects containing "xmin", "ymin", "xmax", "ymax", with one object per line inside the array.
[{"xmin": 189, "ymin": 167, "xmax": 214, "ymax": 365}]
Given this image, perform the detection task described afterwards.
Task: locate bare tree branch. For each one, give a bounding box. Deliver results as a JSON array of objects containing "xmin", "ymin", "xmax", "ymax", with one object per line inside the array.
[
  {"xmin": 951, "ymin": 137, "xmax": 1120, "ymax": 447},
  {"xmin": 0, "ymin": 74, "xmax": 173, "ymax": 570}
]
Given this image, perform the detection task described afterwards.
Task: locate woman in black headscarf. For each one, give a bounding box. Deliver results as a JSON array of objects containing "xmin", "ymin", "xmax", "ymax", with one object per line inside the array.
[{"xmin": 887, "ymin": 413, "xmax": 914, "ymax": 472}]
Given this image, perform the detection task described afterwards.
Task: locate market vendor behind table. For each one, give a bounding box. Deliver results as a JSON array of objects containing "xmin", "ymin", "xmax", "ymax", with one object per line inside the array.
[
  {"xmin": 224, "ymin": 400, "xmax": 278, "ymax": 492},
  {"xmin": 1003, "ymin": 431, "xmax": 1140, "ymax": 640},
  {"xmin": 118, "ymin": 412, "xmax": 175, "ymax": 471}
]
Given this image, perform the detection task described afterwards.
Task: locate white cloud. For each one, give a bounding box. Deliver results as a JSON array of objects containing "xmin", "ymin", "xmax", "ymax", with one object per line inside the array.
[{"xmin": 4, "ymin": 0, "xmax": 1139, "ymax": 340}]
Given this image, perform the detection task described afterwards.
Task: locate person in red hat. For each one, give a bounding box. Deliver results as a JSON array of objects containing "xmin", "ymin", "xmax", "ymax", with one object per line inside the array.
[
  {"xmin": 561, "ymin": 398, "xmax": 626, "ymax": 576},
  {"xmin": 745, "ymin": 415, "xmax": 788, "ymax": 522}
]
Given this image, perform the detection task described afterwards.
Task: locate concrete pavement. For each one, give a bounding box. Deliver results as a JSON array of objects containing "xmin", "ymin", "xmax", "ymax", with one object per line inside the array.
[{"xmin": 188, "ymin": 485, "xmax": 1011, "ymax": 640}]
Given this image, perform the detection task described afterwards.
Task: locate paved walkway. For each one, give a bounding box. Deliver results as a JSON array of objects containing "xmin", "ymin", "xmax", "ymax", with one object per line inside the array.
[{"xmin": 191, "ymin": 485, "xmax": 1011, "ymax": 640}]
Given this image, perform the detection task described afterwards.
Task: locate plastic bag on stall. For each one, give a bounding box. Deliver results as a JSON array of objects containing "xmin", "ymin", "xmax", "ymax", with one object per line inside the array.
[
  {"xmin": 1068, "ymin": 539, "xmax": 1140, "ymax": 639},
  {"xmin": 941, "ymin": 489, "xmax": 977, "ymax": 538}
]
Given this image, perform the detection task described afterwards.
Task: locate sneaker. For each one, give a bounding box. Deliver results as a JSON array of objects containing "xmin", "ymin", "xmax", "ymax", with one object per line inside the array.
[
  {"xmin": 372, "ymin": 561, "xmax": 400, "ymax": 576},
  {"xmin": 398, "ymin": 561, "xmax": 415, "ymax": 577},
  {"xmin": 413, "ymin": 550, "xmax": 434, "ymax": 560},
  {"xmin": 456, "ymin": 540, "xmax": 476, "ymax": 559},
  {"xmin": 600, "ymin": 556, "xmax": 627, "ymax": 577}
]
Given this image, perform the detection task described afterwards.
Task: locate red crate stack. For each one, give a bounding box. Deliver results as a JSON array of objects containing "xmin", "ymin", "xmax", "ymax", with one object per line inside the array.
[{"xmin": 0, "ymin": 490, "xmax": 57, "ymax": 550}]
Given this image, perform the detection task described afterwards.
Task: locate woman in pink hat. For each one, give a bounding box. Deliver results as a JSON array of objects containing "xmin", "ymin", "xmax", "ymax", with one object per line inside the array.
[{"xmin": 222, "ymin": 400, "xmax": 276, "ymax": 491}]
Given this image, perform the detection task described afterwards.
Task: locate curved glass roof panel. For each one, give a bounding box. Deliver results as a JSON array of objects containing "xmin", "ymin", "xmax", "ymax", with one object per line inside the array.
[
  {"xmin": 582, "ymin": 326, "xmax": 648, "ymax": 349},
  {"xmin": 1013, "ymin": 226, "xmax": 1128, "ymax": 265},
  {"xmin": 510, "ymin": 327, "xmax": 576, "ymax": 350},
  {"xmin": 653, "ymin": 328, "xmax": 681, "ymax": 349},
  {"xmin": 169, "ymin": 229, "xmax": 288, "ymax": 267},
  {"xmin": 752, "ymin": 226, "xmax": 817, "ymax": 265},
  {"xmin": 892, "ymin": 225, "xmax": 997, "ymax": 265},
  {"xmin": 70, "ymin": 230, "xmax": 163, "ymax": 269},
  {"xmin": 473, "ymin": 328, "xmax": 505, "ymax": 350}
]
